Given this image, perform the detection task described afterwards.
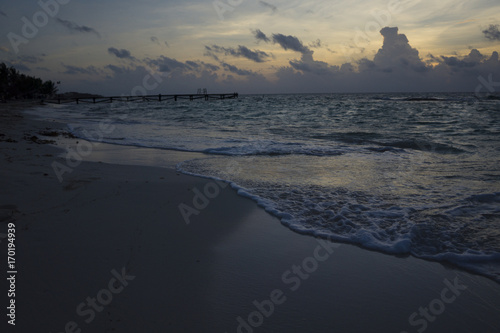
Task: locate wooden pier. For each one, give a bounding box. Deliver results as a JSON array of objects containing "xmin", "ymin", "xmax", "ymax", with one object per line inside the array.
[{"xmin": 42, "ymin": 93, "xmax": 239, "ymax": 104}]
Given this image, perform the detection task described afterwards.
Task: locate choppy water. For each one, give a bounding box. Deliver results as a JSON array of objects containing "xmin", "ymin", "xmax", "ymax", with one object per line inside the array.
[{"xmin": 36, "ymin": 93, "xmax": 500, "ymax": 282}]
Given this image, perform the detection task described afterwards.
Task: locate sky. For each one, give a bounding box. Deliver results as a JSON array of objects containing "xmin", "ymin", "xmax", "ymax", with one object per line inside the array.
[{"xmin": 1, "ymin": 0, "xmax": 500, "ymax": 95}]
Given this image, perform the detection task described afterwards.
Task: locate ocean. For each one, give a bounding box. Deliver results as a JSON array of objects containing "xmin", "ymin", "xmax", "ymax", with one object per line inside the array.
[{"xmin": 35, "ymin": 93, "xmax": 500, "ymax": 282}]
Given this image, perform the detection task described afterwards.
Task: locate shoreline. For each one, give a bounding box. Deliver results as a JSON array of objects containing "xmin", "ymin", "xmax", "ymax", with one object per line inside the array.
[{"xmin": 1, "ymin": 105, "xmax": 500, "ymax": 332}]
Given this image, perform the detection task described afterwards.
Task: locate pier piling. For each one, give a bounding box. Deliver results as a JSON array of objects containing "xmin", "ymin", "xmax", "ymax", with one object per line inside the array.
[{"xmin": 42, "ymin": 93, "xmax": 238, "ymax": 105}]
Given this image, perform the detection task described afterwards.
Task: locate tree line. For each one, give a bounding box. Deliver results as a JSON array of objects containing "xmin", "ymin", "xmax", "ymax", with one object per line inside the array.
[{"xmin": 0, "ymin": 62, "xmax": 58, "ymax": 100}]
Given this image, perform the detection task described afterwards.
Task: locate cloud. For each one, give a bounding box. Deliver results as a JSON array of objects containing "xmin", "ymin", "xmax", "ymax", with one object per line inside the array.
[
  {"xmin": 272, "ymin": 33, "xmax": 312, "ymax": 55},
  {"xmin": 289, "ymin": 58, "xmax": 338, "ymax": 75},
  {"xmin": 151, "ymin": 36, "xmax": 169, "ymax": 48},
  {"xmin": 4, "ymin": 56, "xmax": 45, "ymax": 72},
  {"xmin": 220, "ymin": 62, "xmax": 255, "ymax": 76},
  {"xmin": 272, "ymin": 27, "xmax": 499, "ymax": 92},
  {"xmin": 147, "ymin": 50, "xmax": 256, "ymax": 77},
  {"xmin": 185, "ymin": 60, "xmax": 199, "ymax": 69},
  {"xmin": 184, "ymin": 60, "xmax": 220, "ymax": 72},
  {"xmin": 108, "ymin": 47, "xmax": 136, "ymax": 61},
  {"xmin": 151, "ymin": 36, "xmax": 160, "ymax": 45},
  {"xmin": 204, "ymin": 46, "xmax": 220, "ymax": 61},
  {"xmin": 62, "ymin": 64, "xmax": 102, "ymax": 75},
  {"xmin": 0, "ymin": 10, "xmax": 7, "ymax": 17},
  {"xmin": 105, "ymin": 64, "xmax": 130, "ymax": 75},
  {"xmin": 258, "ymin": 1, "xmax": 277, "ymax": 13},
  {"xmin": 270, "ymin": 34, "xmax": 338, "ymax": 75},
  {"xmin": 146, "ymin": 56, "xmax": 189, "ymax": 73},
  {"xmin": 252, "ymin": 29, "xmax": 270, "ymax": 43},
  {"xmin": 371, "ymin": 27, "xmax": 427, "ymax": 73},
  {"xmin": 309, "ymin": 39, "xmax": 322, "ymax": 48},
  {"xmin": 18, "ymin": 55, "xmax": 44, "ymax": 64},
  {"xmin": 236, "ymin": 45, "xmax": 270, "ymax": 63},
  {"xmin": 440, "ymin": 49, "xmax": 485, "ymax": 68},
  {"xmin": 5, "ymin": 62, "xmax": 30, "ymax": 72},
  {"xmin": 201, "ymin": 62, "xmax": 220, "ymax": 72},
  {"xmin": 56, "ymin": 18, "xmax": 100, "ymax": 37},
  {"xmin": 206, "ymin": 44, "xmax": 271, "ymax": 63},
  {"xmin": 483, "ymin": 24, "xmax": 500, "ymax": 41}
]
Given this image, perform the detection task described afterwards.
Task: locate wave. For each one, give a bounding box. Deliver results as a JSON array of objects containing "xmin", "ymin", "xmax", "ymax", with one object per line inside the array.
[
  {"xmin": 178, "ymin": 157, "xmax": 500, "ymax": 283},
  {"xmin": 372, "ymin": 96, "xmax": 478, "ymax": 102},
  {"xmin": 312, "ymin": 132, "xmax": 467, "ymax": 154},
  {"xmin": 372, "ymin": 139, "xmax": 466, "ymax": 153}
]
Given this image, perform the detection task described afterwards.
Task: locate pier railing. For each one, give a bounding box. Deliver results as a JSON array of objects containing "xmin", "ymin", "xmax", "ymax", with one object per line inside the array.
[{"xmin": 41, "ymin": 93, "xmax": 239, "ymax": 104}]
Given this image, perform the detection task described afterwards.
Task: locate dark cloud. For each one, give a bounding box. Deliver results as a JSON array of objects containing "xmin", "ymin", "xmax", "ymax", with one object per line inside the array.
[
  {"xmin": 185, "ymin": 60, "xmax": 199, "ymax": 69},
  {"xmin": 272, "ymin": 33, "xmax": 312, "ymax": 55},
  {"xmin": 309, "ymin": 39, "xmax": 322, "ymax": 48},
  {"xmin": 206, "ymin": 44, "xmax": 271, "ymax": 63},
  {"xmin": 440, "ymin": 49, "xmax": 485, "ymax": 69},
  {"xmin": 483, "ymin": 24, "xmax": 500, "ymax": 41},
  {"xmin": 236, "ymin": 45, "xmax": 270, "ymax": 63},
  {"xmin": 108, "ymin": 47, "xmax": 136, "ymax": 61},
  {"xmin": 441, "ymin": 56, "xmax": 473, "ymax": 68},
  {"xmin": 183, "ymin": 60, "xmax": 220, "ymax": 72},
  {"xmin": 202, "ymin": 62, "xmax": 220, "ymax": 72},
  {"xmin": 150, "ymin": 36, "xmax": 170, "ymax": 47},
  {"xmin": 259, "ymin": 1, "xmax": 277, "ymax": 13},
  {"xmin": 357, "ymin": 58, "xmax": 377, "ymax": 72},
  {"xmin": 221, "ymin": 62, "xmax": 254, "ymax": 76},
  {"xmin": 147, "ymin": 56, "xmax": 188, "ymax": 73},
  {"xmin": 288, "ymin": 50, "xmax": 338, "ymax": 75},
  {"xmin": 372, "ymin": 27, "xmax": 428, "ymax": 73},
  {"xmin": 271, "ymin": 34, "xmax": 338, "ymax": 75},
  {"xmin": 151, "ymin": 36, "xmax": 160, "ymax": 45},
  {"xmin": 204, "ymin": 46, "xmax": 220, "ymax": 61},
  {"xmin": 252, "ymin": 29, "xmax": 270, "ymax": 43},
  {"xmin": 151, "ymin": 36, "xmax": 169, "ymax": 48},
  {"xmin": 62, "ymin": 64, "xmax": 102, "ymax": 75},
  {"xmin": 289, "ymin": 58, "xmax": 337, "ymax": 75},
  {"xmin": 56, "ymin": 18, "xmax": 100, "ymax": 37},
  {"xmin": 0, "ymin": 10, "xmax": 7, "ymax": 17},
  {"xmin": 272, "ymin": 27, "xmax": 499, "ymax": 92},
  {"xmin": 105, "ymin": 64, "xmax": 130, "ymax": 74},
  {"xmin": 271, "ymin": 33, "xmax": 317, "ymax": 71}
]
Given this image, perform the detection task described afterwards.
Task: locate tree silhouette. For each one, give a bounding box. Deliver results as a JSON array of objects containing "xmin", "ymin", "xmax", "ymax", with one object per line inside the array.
[{"xmin": 0, "ymin": 62, "xmax": 58, "ymax": 100}]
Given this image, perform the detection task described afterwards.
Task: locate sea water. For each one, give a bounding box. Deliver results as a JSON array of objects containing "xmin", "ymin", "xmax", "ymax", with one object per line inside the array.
[{"xmin": 36, "ymin": 93, "xmax": 500, "ymax": 282}]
